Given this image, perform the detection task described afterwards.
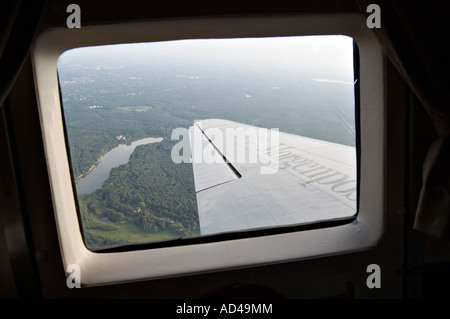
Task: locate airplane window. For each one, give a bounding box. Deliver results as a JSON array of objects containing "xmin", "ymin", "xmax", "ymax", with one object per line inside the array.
[{"xmin": 57, "ymin": 36, "xmax": 358, "ymax": 251}]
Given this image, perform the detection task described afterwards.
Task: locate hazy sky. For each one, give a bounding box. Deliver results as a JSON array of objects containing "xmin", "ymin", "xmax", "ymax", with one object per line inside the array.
[{"xmin": 58, "ymin": 35, "xmax": 355, "ymax": 82}]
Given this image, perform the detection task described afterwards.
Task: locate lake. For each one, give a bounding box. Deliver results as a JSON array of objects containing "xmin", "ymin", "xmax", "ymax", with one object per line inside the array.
[{"xmin": 76, "ymin": 137, "xmax": 163, "ymax": 195}]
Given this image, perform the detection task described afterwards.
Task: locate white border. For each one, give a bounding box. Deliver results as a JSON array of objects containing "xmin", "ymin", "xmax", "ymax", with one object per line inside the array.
[{"xmin": 32, "ymin": 14, "xmax": 384, "ymax": 286}]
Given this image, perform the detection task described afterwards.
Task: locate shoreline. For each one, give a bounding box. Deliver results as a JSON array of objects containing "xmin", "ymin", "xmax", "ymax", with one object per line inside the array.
[
  {"xmin": 76, "ymin": 155, "xmax": 104, "ymax": 181},
  {"xmin": 75, "ymin": 136, "xmax": 164, "ymax": 183}
]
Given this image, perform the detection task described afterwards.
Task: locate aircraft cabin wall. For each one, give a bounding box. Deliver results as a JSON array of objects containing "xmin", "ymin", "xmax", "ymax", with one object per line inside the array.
[{"xmin": 1, "ymin": 0, "xmax": 450, "ymax": 300}]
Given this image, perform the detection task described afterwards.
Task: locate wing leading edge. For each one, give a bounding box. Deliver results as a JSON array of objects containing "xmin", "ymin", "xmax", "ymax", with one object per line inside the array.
[{"xmin": 189, "ymin": 119, "xmax": 357, "ymax": 235}]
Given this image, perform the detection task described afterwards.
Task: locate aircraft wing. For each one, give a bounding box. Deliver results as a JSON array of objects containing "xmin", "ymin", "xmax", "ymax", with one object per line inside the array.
[{"xmin": 188, "ymin": 119, "xmax": 357, "ymax": 236}]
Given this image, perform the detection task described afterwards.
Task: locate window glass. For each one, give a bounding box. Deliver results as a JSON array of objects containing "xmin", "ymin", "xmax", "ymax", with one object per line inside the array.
[{"xmin": 57, "ymin": 36, "xmax": 357, "ymax": 251}]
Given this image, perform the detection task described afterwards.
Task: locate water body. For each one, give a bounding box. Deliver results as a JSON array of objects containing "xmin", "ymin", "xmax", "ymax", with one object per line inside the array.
[{"xmin": 76, "ymin": 137, "xmax": 163, "ymax": 195}]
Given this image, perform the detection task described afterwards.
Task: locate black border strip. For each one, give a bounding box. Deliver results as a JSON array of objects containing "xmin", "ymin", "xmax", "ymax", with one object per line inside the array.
[{"xmin": 354, "ymin": 39, "xmax": 361, "ymax": 213}]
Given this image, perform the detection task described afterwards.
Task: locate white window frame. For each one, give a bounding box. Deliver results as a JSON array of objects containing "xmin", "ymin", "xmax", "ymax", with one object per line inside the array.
[{"xmin": 32, "ymin": 13, "xmax": 384, "ymax": 287}]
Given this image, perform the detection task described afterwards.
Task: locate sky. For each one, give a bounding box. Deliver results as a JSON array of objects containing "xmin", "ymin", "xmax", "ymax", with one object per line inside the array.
[{"xmin": 58, "ymin": 35, "xmax": 355, "ymax": 82}]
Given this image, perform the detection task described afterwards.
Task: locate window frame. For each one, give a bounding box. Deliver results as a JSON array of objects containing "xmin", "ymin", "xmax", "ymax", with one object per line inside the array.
[{"xmin": 32, "ymin": 13, "xmax": 384, "ymax": 287}]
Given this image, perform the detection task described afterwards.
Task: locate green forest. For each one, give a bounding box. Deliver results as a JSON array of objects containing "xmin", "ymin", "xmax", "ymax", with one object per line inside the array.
[{"xmin": 77, "ymin": 139, "xmax": 199, "ymax": 250}]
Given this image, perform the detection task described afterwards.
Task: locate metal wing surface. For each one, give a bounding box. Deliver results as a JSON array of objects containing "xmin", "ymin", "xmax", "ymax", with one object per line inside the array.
[{"xmin": 188, "ymin": 119, "xmax": 357, "ymax": 236}]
